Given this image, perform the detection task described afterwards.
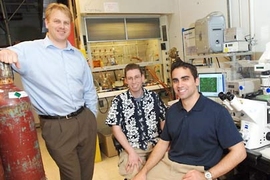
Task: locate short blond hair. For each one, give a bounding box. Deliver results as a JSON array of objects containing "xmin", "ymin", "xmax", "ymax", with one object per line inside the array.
[{"xmin": 45, "ymin": 3, "xmax": 73, "ymax": 22}]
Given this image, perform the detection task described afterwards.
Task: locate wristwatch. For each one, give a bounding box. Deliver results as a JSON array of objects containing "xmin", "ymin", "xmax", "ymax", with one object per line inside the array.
[{"xmin": 204, "ymin": 171, "xmax": 213, "ymax": 180}]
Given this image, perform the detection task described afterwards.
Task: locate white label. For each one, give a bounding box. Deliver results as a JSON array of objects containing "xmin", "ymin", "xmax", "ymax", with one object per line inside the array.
[
  {"xmin": 104, "ymin": 2, "xmax": 119, "ymax": 12},
  {"xmin": 8, "ymin": 91, "xmax": 29, "ymax": 98}
]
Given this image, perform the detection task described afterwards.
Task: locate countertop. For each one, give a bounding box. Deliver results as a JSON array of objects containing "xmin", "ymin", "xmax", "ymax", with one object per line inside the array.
[{"xmin": 97, "ymin": 84, "xmax": 164, "ymax": 98}]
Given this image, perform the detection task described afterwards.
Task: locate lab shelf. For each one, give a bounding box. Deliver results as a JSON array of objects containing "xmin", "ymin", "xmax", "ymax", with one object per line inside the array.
[
  {"xmin": 92, "ymin": 61, "xmax": 162, "ymax": 72},
  {"xmin": 185, "ymin": 51, "xmax": 252, "ymax": 63}
]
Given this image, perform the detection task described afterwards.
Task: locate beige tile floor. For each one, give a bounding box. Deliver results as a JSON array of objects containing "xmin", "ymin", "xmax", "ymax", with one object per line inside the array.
[{"xmin": 37, "ymin": 128, "xmax": 123, "ymax": 180}]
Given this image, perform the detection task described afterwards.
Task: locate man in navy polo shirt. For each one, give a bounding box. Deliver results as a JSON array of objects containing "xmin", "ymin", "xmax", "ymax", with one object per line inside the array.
[{"xmin": 133, "ymin": 60, "xmax": 246, "ymax": 180}]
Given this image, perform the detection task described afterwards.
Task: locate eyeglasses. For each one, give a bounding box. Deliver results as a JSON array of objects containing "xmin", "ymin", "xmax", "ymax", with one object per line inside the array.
[{"xmin": 126, "ymin": 75, "xmax": 141, "ymax": 82}]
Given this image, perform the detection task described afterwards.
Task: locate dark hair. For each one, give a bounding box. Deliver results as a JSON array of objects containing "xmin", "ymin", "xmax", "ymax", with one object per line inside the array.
[
  {"xmin": 124, "ymin": 63, "xmax": 143, "ymax": 77},
  {"xmin": 171, "ymin": 61, "xmax": 198, "ymax": 80}
]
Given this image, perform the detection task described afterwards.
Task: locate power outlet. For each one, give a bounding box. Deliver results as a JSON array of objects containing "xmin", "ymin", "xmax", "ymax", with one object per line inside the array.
[{"xmin": 99, "ymin": 99, "xmax": 104, "ymax": 107}]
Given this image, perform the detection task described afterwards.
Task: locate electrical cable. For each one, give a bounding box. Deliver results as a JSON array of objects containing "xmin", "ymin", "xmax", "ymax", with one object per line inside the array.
[
  {"xmin": 146, "ymin": 66, "xmax": 173, "ymax": 100},
  {"xmin": 203, "ymin": 58, "xmax": 207, "ymax": 65},
  {"xmin": 216, "ymin": 57, "xmax": 221, "ymax": 68}
]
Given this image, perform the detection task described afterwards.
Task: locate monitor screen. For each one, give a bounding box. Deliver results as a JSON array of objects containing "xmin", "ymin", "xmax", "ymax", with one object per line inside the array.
[{"xmin": 198, "ymin": 73, "xmax": 225, "ymax": 97}]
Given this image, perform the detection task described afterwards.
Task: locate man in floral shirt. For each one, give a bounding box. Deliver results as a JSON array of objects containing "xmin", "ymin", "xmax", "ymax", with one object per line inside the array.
[{"xmin": 105, "ymin": 63, "xmax": 167, "ymax": 180}]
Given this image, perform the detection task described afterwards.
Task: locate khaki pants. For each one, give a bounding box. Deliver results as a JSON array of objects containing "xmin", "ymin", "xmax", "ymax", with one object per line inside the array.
[
  {"xmin": 118, "ymin": 144, "xmax": 153, "ymax": 179},
  {"xmin": 147, "ymin": 153, "xmax": 204, "ymax": 180}
]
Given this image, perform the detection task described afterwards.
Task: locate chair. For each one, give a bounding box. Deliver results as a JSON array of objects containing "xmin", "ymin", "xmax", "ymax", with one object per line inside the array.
[{"xmin": 112, "ymin": 135, "xmax": 123, "ymax": 155}]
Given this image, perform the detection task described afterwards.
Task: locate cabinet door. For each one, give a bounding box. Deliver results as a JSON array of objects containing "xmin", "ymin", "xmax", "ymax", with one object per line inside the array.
[
  {"xmin": 126, "ymin": 18, "xmax": 161, "ymax": 39},
  {"xmin": 85, "ymin": 18, "xmax": 126, "ymax": 41},
  {"xmin": 85, "ymin": 17, "xmax": 161, "ymax": 41}
]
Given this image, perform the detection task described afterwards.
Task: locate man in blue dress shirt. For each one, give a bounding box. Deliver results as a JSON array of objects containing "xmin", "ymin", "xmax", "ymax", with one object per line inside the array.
[{"xmin": 0, "ymin": 3, "xmax": 97, "ymax": 180}]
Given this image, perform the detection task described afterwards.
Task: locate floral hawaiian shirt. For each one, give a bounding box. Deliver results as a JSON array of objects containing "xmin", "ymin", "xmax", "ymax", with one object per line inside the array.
[{"xmin": 105, "ymin": 88, "xmax": 167, "ymax": 150}]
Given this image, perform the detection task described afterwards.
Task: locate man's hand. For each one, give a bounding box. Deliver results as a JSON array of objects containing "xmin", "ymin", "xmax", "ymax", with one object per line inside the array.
[
  {"xmin": 126, "ymin": 150, "xmax": 143, "ymax": 173},
  {"xmin": 0, "ymin": 49, "xmax": 20, "ymax": 68},
  {"xmin": 182, "ymin": 169, "xmax": 205, "ymax": 180}
]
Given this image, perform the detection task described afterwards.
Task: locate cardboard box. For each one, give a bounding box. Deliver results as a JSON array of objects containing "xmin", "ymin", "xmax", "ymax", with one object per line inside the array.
[{"xmin": 98, "ymin": 128, "xmax": 118, "ymax": 157}]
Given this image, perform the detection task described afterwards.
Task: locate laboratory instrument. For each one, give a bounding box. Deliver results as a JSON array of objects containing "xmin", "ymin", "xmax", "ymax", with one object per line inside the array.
[
  {"xmin": 254, "ymin": 42, "xmax": 270, "ymax": 71},
  {"xmin": 195, "ymin": 11, "xmax": 225, "ymax": 54},
  {"xmin": 219, "ymin": 92, "xmax": 270, "ymax": 149},
  {"xmin": 198, "ymin": 72, "xmax": 225, "ymax": 97},
  {"xmin": 224, "ymin": 27, "xmax": 245, "ymax": 42},
  {"xmin": 226, "ymin": 78, "xmax": 261, "ymax": 97},
  {"xmin": 223, "ymin": 41, "xmax": 249, "ymax": 53}
]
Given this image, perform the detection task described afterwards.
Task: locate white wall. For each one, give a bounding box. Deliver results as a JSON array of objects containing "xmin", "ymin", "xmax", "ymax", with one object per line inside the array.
[
  {"xmin": 178, "ymin": 0, "xmax": 228, "ymax": 29},
  {"xmin": 229, "ymin": 0, "xmax": 250, "ymax": 30},
  {"xmin": 75, "ymin": 0, "xmax": 270, "ymax": 61},
  {"xmin": 229, "ymin": 0, "xmax": 270, "ymax": 59},
  {"xmin": 167, "ymin": 0, "xmax": 182, "ymax": 58},
  {"xmin": 77, "ymin": 0, "xmax": 173, "ymax": 14},
  {"xmin": 168, "ymin": 0, "xmax": 228, "ymax": 59},
  {"xmin": 169, "ymin": 0, "xmax": 270, "ymax": 60},
  {"xmin": 250, "ymin": 0, "xmax": 270, "ymax": 59}
]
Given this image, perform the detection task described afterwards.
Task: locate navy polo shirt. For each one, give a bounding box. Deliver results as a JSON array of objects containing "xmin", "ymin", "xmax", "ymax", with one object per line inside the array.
[{"xmin": 161, "ymin": 95, "xmax": 243, "ymax": 170}]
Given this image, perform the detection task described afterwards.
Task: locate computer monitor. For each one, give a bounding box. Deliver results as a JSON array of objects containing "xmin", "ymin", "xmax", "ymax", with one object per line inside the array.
[{"xmin": 198, "ymin": 73, "xmax": 225, "ymax": 97}]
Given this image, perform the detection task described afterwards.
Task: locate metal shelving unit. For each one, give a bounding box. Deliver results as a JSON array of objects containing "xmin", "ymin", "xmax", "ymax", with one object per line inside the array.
[
  {"xmin": 185, "ymin": 52, "xmax": 253, "ymax": 63},
  {"xmin": 0, "ymin": 0, "xmax": 12, "ymax": 45}
]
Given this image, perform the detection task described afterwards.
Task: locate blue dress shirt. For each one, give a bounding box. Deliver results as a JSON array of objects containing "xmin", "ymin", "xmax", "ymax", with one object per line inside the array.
[{"xmin": 9, "ymin": 36, "xmax": 98, "ymax": 117}]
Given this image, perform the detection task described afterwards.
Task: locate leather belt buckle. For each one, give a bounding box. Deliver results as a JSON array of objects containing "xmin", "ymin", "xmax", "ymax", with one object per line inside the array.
[{"xmin": 65, "ymin": 115, "xmax": 72, "ymax": 119}]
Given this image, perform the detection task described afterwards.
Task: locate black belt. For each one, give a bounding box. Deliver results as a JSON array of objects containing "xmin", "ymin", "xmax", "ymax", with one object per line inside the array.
[{"xmin": 39, "ymin": 106, "xmax": 84, "ymax": 119}]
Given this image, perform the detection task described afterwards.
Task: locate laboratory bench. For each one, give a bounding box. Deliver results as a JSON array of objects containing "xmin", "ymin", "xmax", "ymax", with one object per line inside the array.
[
  {"xmin": 97, "ymin": 84, "xmax": 165, "ymax": 98},
  {"xmin": 231, "ymin": 146, "xmax": 270, "ymax": 180},
  {"xmin": 185, "ymin": 51, "xmax": 252, "ymax": 63}
]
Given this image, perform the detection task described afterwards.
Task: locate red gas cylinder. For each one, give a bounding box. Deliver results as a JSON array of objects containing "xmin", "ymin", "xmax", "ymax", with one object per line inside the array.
[
  {"xmin": 0, "ymin": 63, "xmax": 46, "ymax": 180},
  {"xmin": 0, "ymin": 157, "xmax": 4, "ymax": 180}
]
